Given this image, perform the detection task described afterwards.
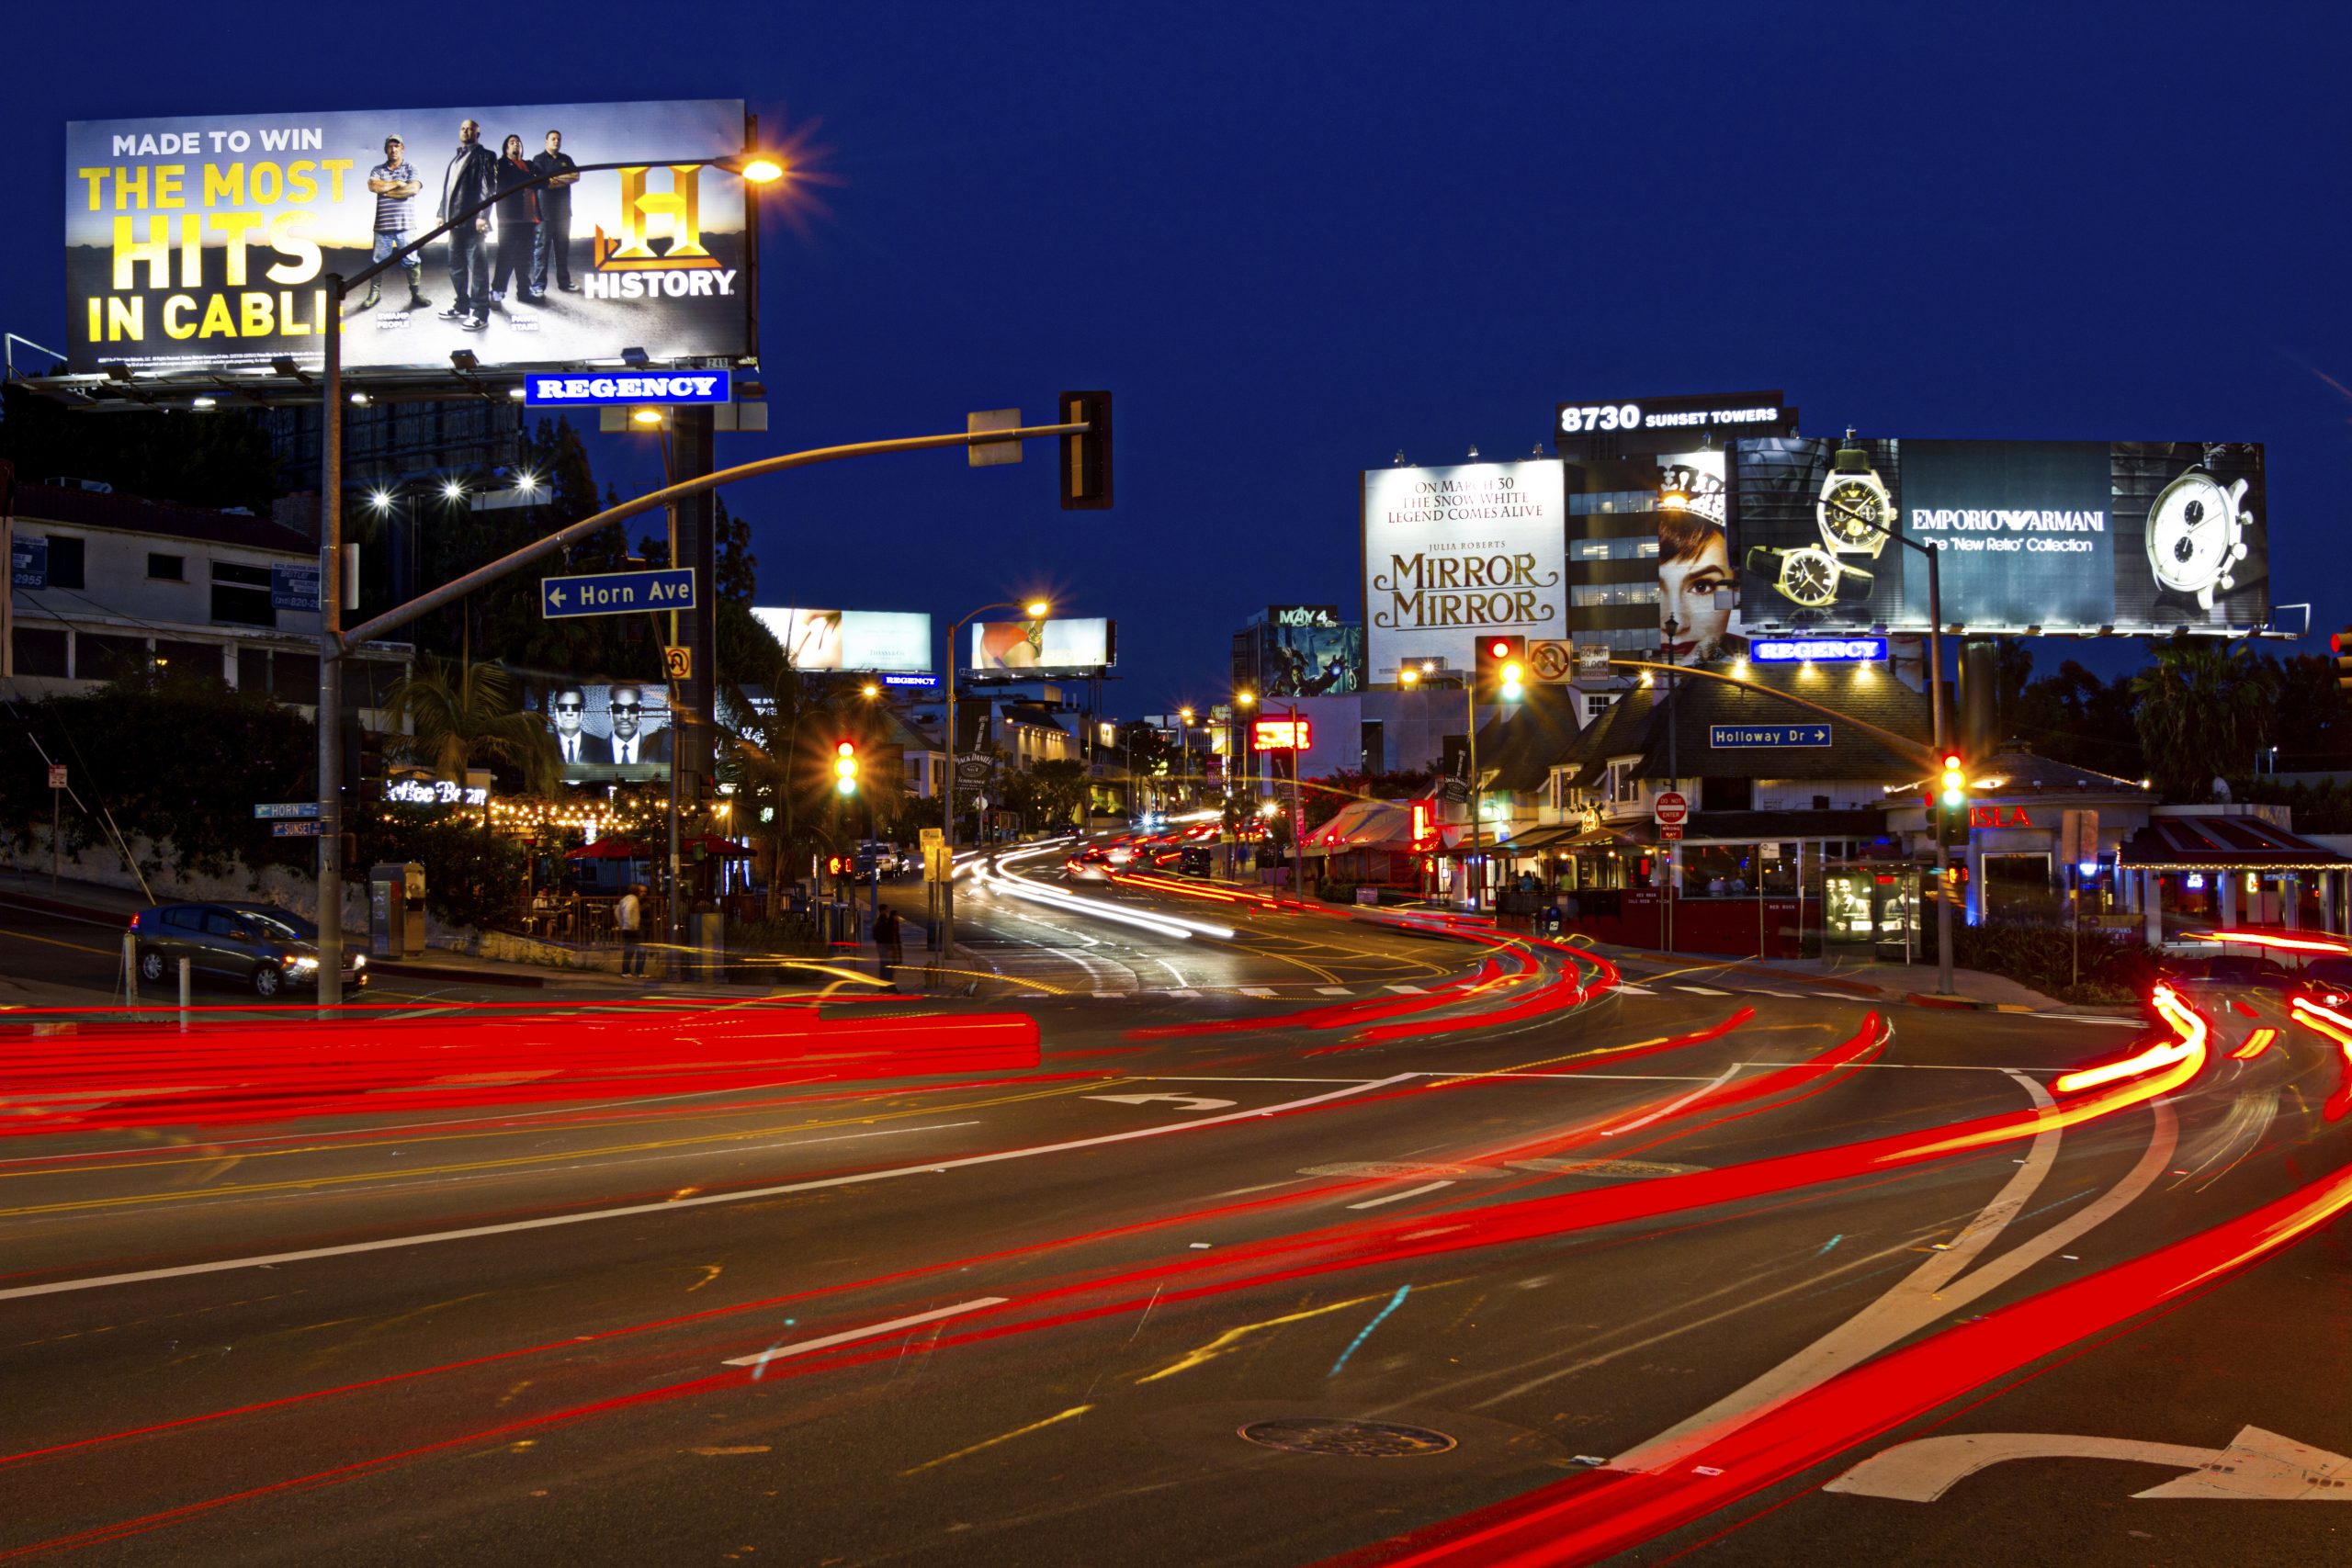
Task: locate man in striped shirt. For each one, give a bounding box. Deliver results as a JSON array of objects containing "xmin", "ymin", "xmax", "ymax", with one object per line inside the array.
[{"xmin": 360, "ymin": 136, "xmax": 432, "ymax": 312}]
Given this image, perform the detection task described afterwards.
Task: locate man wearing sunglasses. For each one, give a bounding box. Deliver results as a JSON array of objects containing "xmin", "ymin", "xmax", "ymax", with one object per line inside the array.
[
  {"xmin": 605, "ymin": 685, "xmax": 669, "ymax": 766},
  {"xmin": 548, "ymin": 686, "xmax": 590, "ymax": 771}
]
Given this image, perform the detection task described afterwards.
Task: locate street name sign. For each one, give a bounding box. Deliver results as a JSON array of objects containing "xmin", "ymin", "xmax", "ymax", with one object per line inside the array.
[
  {"xmin": 540, "ymin": 568, "xmax": 697, "ymax": 620},
  {"xmin": 254, "ymin": 802, "xmax": 322, "ymax": 819},
  {"xmin": 47, "ymin": 763, "xmax": 67, "ymax": 790},
  {"xmin": 271, "ymin": 820, "xmax": 326, "ymax": 838},
  {"xmin": 1711, "ymin": 723, "xmax": 1832, "ymax": 749}
]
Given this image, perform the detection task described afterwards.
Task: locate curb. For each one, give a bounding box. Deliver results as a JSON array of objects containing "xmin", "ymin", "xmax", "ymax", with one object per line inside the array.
[{"xmin": 370, "ymin": 961, "xmax": 547, "ymax": 990}]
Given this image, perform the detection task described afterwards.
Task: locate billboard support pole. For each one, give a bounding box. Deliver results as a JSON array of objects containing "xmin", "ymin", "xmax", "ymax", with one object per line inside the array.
[
  {"xmin": 316, "ymin": 272, "xmax": 346, "ymax": 1010},
  {"xmin": 1928, "ymin": 543, "xmax": 1953, "ymax": 998}
]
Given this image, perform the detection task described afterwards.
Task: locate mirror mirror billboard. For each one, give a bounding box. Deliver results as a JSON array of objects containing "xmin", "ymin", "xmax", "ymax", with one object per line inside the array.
[
  {"xmin": 750, "ymin": 608, "xmax": 933, "ymax": 672},
  {"xmin": 1729, "ymin": 437, "xmax": 2267, "ymax": 635},
  {"xmin": 968, "ymin": 617, "xmax": 1114, "ymax": 671},
  {"xmin": 1362, "ymin": 459, "xmax": 1566, "ymax": 679},
  {"xmin": 67, "ymin": 99, "xmax": 752, "ymax": 376},
  {"xmin": 1263, "ymin": 604, "xmax": 1362, "ymax": 696},
  {"xmin": 523, "ymin": 677, "xmax": 671, "ymax": 784}
]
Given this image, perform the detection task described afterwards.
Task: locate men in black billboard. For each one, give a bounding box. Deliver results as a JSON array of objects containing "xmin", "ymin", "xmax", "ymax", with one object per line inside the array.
[
  {"xmin": 489, "ymin": 135, "xmax": 547, "ymax": 308},
  {"xmin": 530, "ymin": 130, "xmax": 581, "ymax": 294},
  {"xmin": 436, "ymin": 118, "xmax": 499, "ymax": 332},
  {"xmin": 548, "ymin": 685, "xmax": 591, "ymax": 772},
  {"xmin": 359, "ymin": 136, "xmax": 431, "ymax": 312}
]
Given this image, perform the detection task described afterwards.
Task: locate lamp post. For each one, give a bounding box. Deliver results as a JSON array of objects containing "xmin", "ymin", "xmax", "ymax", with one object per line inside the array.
[
  {"xmin": 311, "ymin": 148, "xmax": 783, "ymax": 1006},
  {"xmin": 942, "ymin": 598, "xmax": 1048, "ymax": 959},
  {"xmin": 1400, "ymin": 664, "xmax": 1481, "ymax": 910}
]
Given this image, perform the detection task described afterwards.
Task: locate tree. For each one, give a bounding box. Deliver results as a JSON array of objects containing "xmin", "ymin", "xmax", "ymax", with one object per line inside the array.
[
  {"xmin": 1023, "ymin": 759, "xmax": 1091, "ymax": 830},
  {"xmin": 382, "ymin": 656, "xmax": 560, "ymax": 792},
  {"xmin": 2131, "ymin": 641, "xmax": 2280, "ymax": 799},
  {"xmin": 2007, "ymin": 660, "xmax": 2145, "ymax": 778},
  {"xmin": 0, "ymin": 381, "xmax": 280, "ymax": 514}
]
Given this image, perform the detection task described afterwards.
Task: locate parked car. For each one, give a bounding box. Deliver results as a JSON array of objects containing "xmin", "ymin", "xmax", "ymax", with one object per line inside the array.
[{"xmin": 130, "ymin": 902, "xmax": 368, "ymax": 998}]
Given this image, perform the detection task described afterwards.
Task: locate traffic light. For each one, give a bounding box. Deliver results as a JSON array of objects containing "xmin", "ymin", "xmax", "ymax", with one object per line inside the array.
[
  {"xmin": 1057, "ymin": 389, "xmax": 1113, "ymax": 511},
  {"xmin": 832, "ymin": 739, "xmax": 860, "ymax": 795},
  {"xmin": 825, "ymin": 854, "xmax": 854, "ymax": 877},
  {"xmin": 1935, "ymin": 751, "xmax": 1970, "ymax": 848},
  {"xmin": 1476, "ymin": 635, "xmax": 1528, "ymax": 704},
  {"xmin": 2334, "ymin": 626, "xmax": 2352, "ymax": 692}
]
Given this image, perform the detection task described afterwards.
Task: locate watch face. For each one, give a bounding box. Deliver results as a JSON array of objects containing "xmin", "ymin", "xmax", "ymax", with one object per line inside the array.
[
  {"xmin": 1781, "ymin": 548, "xmax": 1839, "ymax": 608},
  {"xmin": 1817, "ymin": 477, "xmax": 1890, "ymax": 550},
  {"xmin": 2146, "ymin": 470, "xmax": 2248, "ymax": 596}
]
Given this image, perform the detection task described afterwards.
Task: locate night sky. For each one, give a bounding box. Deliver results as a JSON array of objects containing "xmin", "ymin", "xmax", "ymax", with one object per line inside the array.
[{"xmin": 5, "ymin": 1, "xmax": 2347, "ymax": 710}]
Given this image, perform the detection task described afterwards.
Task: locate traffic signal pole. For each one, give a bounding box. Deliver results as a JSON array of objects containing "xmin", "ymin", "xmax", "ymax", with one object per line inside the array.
[{"xmin": 1928, "ymin": 543, "xmax": 1953, "ymax": 998}]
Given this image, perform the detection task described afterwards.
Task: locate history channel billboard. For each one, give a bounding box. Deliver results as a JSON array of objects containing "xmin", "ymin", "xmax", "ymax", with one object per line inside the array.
[
  {"xmin": 1261, "ymin": 604, "xmax": 1363, "ymax": 696},
  {"xmin": 1362, "ymin": 459, "xmax": 1566, "ymax": 679},
  {"xmin": 751, "ymin": 608, "xmax": 933, "ymax": 673},
  {"xmin": 66, "ymin": 99, "xmax": 753, "ymax": 376},
  {"xmin": 1729, "ymin": 437, "xmax": 2268, "ymax": 635},
  {"xmin": 968, "ymin": 617, "xmax": 1115, "ymax": 672}
]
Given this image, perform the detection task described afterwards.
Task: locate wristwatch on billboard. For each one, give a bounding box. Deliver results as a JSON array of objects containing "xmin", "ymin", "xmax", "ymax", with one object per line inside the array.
[
  {"xmin": 2144, "ymin": 464, "xmax": 2253, "ymax": 611},
  {"xmin": 1815, "ymin": 433, "xmax": 1895, "ymax": 558},
  {"xmin": 1745, "ymin": 545, "xmax": 1874, "ymax": 610}
]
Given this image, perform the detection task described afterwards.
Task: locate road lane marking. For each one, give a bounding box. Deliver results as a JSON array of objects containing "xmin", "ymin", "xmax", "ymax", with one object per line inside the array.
[
  {"xmin": 1611, "ymin": 985, "xmax": 1657, "ymax": 996},
  {"xmin": 1672, "ymin": 986, "xmax": 1733, "ymax": 996},
  {"xmin": 0, "ymin": 1074, "xmax": 1416, "ymax": 1302},
  {"xmin": 724, "ymin": 1298, "xmax": 1007, "ymax": 1371},
  {"xmin": 1597, "ymin": 1065, "xmax": 1744, "ymax": 1136},
  {"xmin": 1346, "ymin": 1179, "xmax": 1454, "ymax": 1210}
]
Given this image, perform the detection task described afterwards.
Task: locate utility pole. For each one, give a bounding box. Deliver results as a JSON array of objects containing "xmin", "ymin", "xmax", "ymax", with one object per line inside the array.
[{"xmin": 315, "ymin": 271, "xmax": 346, "ymax": 1006}]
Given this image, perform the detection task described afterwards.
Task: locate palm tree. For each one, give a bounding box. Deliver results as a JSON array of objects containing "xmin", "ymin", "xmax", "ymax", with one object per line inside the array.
[
  {"xmin": 2131, "ymin": 642, "xmax": 2280, "ymax": 799},
  {"xmin": 383, "ymin": 656, "xmax": 560, "ymax": 793}
]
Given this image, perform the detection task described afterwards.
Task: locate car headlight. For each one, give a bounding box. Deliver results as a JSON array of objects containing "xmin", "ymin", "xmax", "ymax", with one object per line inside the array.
[
  {"xmin": 288, "ymin": 956, "xmax": 321, "ymax": 972},
  {"xmin": 352, "ymin": 953, "xmax": 366, "ymax": 968}
]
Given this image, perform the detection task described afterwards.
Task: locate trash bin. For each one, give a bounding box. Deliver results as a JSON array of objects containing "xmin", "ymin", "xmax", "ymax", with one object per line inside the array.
[
  {"xmin": 368, "ymin": 863, "xmax": 425, "ymax": 958},
  {"xmin": 691, "ymin": 910, "xmax": 724, "ymax": 981}
]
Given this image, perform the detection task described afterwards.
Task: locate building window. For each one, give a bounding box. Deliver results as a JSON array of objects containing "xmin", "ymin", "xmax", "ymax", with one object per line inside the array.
[
  {"xmin": 10, "ymin": 626, "xmax": 68, "ymax": 677},
  {"xmin": 43, "ymin": 536, "xmax": 85, "ymax": 591},
  {"xmin": 152, "ymin": 640, "xmax": 224, "ymax": 682},
  {"xmin": 1570, "ymin": 536, "xmax": 1660, "ymax": 561},
  {"xmin": 1568, "ymin": 491, "xmax": 1657, "ymax": 516},
  {"xmin": 1571, "ymin": 582, "xmax": 1660, "ymax": 608},
  {"xmin": 210, "ymin": 561, "xmax": 276, "ymax": 628},
  {"xmin": 147, "ymin": 553, "xmax": 185, "ymax": 581},
  {"xmin": 1702, "ymin": 776, "xmax": 1753, "ymax": 812},
  {"xmin": 77, "ymin": 633, "xmax": 149, "ymax": 682}
]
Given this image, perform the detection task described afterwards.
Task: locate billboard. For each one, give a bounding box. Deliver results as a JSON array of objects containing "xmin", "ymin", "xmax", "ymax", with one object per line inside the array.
[
  {"xmin": 67, "ymin": 99, "xmax": 751, "ymax": 376},
  {"xmin": 1363, "ymin": 459, "xmax": 1566, "ymax": 679},
  {"xmin": 750, "ymin": 608, "xmax": 933, "ymax": 673},
  {"xmin": 1654, "ymin": 447, "xmax": 1738, "ymax": 663},
  {"xmin": 968, "ymin": 617, "xmax": 1114, "ymax": 672},
  {"xmin": 522, "ymin": 678, "xmax": 672, "ymax": 784},
  {"xmin": 1730, "ymin": 437, "xmax": 2268, "ymax": 635},
  {"xmin": 1262, "ymin": 604, "xmax": 1362, "ymax": 696}
]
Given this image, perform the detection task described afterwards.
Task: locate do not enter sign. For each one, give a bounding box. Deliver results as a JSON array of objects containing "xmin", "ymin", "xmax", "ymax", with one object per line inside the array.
[{"xmin": 1653, "ymin": 791, "xmax": 1689, "ymax": 827}]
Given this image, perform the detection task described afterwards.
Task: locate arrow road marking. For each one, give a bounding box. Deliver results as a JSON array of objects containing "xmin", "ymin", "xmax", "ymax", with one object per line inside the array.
[
  {"xmin": 1824, "ymin": 1426, "xmax": 2352, "ymax": 1502},
  {"xmin": 1085, "ymin": 1092, "xmax": 1238, "ymax": 1112}
]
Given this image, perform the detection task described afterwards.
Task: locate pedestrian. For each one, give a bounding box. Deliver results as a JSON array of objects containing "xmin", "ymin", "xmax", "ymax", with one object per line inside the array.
[
  {"xmin": 359, "ymin": 136, "xmax": 432, "ymax": 313},
  {"xmin": 616, "ymin": 881, "xmax": 645, "ymax": 977},
  {"xmin": 874, "ymin": 903, "xmax": 903, "ymax": 987}
]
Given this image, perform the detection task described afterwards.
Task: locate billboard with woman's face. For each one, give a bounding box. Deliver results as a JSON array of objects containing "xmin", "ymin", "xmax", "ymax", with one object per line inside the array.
[{"xmin": 1655, "ymin": 449, "xmax": 1738, "ymax": 663}]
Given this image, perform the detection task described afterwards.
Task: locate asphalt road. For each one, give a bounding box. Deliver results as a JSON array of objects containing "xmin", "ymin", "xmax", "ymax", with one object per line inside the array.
[{"xmin": 0, "ymin": 862, "xmax": 2346, "ymax": 1567}]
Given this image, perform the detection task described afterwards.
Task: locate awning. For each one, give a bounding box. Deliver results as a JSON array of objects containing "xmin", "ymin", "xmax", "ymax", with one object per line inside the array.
[
  {"xmin": 1304, "ymin": 800, "xmax": 1419, "ymax": 855},
  {"xmin": 2118, "ymin": 816, "xmax": 2352, "ymax": 872},
  {"xmin": 566, "ymin": 839, "xmax": 650, "ymax": 861},
  {"xmin": 1488, "ymin": 822, "xmax": 1586, "ymax": 854}
]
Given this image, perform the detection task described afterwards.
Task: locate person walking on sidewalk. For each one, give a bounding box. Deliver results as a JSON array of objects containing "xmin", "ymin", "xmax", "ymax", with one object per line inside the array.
[
  {"xmin": 874, "ymin": 904, "xmax": 903, "ymax": 987},
  {"xmin": 616, "ymin": 883, "xmax": 645, "ymax": 977}
]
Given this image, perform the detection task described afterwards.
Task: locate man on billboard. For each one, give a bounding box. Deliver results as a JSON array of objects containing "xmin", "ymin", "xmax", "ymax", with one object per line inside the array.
[
  {"xmin": 530, "ymin": 130, "xmax": 582, "ymax": 294},
  {"xmin": 359, "ymin": 137, "xmax": 431, "ymax": 314},
  {"xmin": 548, "ymin": 686, "xmax": 590, "ymax": 771},
  {"xmin": 489, "ymin": 135, "xmax": 547, "ymax": 309},
  {"xmin": 605, "ymin": 685, "xmax": 669, "ymax": 766},
  {"xmin": 436, "ymin": 118, "xmax": 499, "ymax": 332}
]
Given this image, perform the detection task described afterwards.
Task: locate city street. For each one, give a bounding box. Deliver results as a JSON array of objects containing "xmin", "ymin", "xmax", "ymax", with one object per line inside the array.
[{"xmin": 1, "ymin": 873, "xmax": 2342, "ymax": 1567}]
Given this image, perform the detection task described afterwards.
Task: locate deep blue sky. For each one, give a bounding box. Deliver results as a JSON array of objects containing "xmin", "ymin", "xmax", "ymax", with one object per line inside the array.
[{"xmin": 6, "ymin": 1, "xmax": 2348, "ymax": 711}]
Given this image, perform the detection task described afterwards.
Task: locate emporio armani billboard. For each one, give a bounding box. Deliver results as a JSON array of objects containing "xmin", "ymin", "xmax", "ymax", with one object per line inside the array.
[{"xmin": 66, "ymin": 99, "xmax": 753, "ymax": 376}]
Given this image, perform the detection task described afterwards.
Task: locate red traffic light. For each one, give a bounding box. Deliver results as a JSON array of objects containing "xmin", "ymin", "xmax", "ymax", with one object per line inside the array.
[
  {"xmin": 1942, "ymin": 752, "xmax": 1962, "ymax": 770},
  {"xmin": 835, "ymin": 739, "xmax": 855, "ymax": 757},
  {"xmin": 1488, "ymin": 638, "xmax": 1511, "ymax": 658}
]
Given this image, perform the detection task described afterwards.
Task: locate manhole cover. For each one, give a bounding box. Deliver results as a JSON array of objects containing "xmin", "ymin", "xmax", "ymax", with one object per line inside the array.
[
  {"xmin": 1300, "ymin": 1162, "xmax": 1498, "ymax": 1179},
  {"xmin": 1239, "ymin": 1418, "xmax": 1457, "ymax": 1458},
  {"xmin": 1506, "ymin": 1157, "xmax": 1709, "ymax": 1179}
]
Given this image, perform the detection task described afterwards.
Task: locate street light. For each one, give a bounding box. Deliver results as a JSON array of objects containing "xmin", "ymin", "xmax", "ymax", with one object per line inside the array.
[
  {"xmin": 942, "ymin": 596, "xmax": 1050, "ymax": 959},
  {"xmin": 311, "ymin": 146, "xmax": 786, "ymax": 1004}
]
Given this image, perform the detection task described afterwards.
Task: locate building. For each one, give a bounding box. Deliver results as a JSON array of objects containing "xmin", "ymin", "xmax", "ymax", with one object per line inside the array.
[
  {"xmin": 267, "ymin": 398, "xmax": 526, "ymax": 495},
  {"xmin": 5, "ymin": 481, "xmax": 410, "ymax": 714}
]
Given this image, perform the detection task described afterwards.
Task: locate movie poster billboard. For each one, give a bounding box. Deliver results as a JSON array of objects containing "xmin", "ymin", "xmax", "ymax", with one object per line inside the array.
[
  {"xmin": 751, "ymin": 608, "xmax": 933, "ymax": 673},
  {"xmin": 67, "ymin": 99, "xmax": 752, "ymax": 376},
  {"xmin": 522, "ymin": 677, "xmax": 672, "ymax": 784},
  {"xmin": 1729, "ymin": 437, "xmax": 2267, "ymax": 635},
  {"xmin": 968, "ymin": 617, "xmax": 1115, "ymax": 672},
  {"xmin": 1262, "ymin": 604, "xmax": 1363, "ymax": 696},
  {"xmin": 1362, "ymin": 459, "xmax": 1566, "ymax": 679}
]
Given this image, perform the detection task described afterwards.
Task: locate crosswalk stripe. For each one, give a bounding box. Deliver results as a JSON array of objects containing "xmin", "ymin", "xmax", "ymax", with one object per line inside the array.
[
  {"xmin": 1315, "ymin": 986, "xmax": 1353, "ymax": 996},
  {"xmin": 1240, "ymin": 987, "xmax": 1279, "ymax": 998},
  {"xmin": 1611, "ymin": 984, "xmax": 1657, "ymax": 996},
  {"xmin": 1673, "ymin": 986, "xmax": 1733, "ymax": 996},
  {"xmin": 1164, "ymin": 988, "xmax": 1202, "ymax": 998},
  {"xmin": 1385, "ymin": 983, "xmax": 1428, "ymax": 995},
  {"xmin": 1741, "ymin": 987, "xmax": 1808, "ymax": 998}
]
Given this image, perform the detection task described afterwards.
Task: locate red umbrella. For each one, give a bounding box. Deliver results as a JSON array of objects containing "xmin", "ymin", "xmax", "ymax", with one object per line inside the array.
[{"xmin": 564, "ymin": 839, "xmax": 650, "ymax": 860}]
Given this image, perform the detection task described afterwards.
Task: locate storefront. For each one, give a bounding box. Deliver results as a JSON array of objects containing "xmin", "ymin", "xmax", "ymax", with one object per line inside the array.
[{"xmin": 2118, "ymin": 812, "xmax": 2352, "ymax": 943}]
